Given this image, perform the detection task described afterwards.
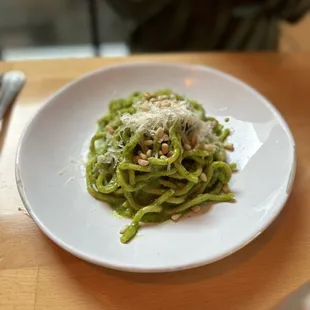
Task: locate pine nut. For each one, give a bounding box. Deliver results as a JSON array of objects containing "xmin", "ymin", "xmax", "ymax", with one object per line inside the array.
[
  {"xmin": 156, "ymin": 127, "xmax": 164, "ymax": 138},
  {"xmin": 159, "ymin": 150, "xmax": 163, "ymax": 156},
  {"xmin": 138, "ymin": 159, "xmax": 149, "ymax": 166},
  {"xmin": 143, "ymin": 139, "xmax": 153, "ymax": 146},
  {"xmin": 140, "ymin": 102, "xmax": 150, "ymax": 111},
  {"xmin": 138, "ymin": 151, "xmax": 148, "ymax": 160},
  {"xmin": 105, "ymin": 125, "xmax": 114, "ymax": 134},
  {"xmin": 194, "ymin": 144, "xmax": 201, "ymax": 150},
  {"xmin": 161, "ymin": 143, "xmax": 169, "ymax": 155},
  {"xmin": 143, "ymin": 92, "xmax": 155, "ymax": 99},
  {"xmin": 204, "ymin": 144, "xmax": 215, "ymax": 152},
  {"xmin": 161, "ymin": 100, "xmax": 171, "ymax": 108},
  {"xmin": 167, "ymin": 151, "xmax": 173, "ymax": 157},
  {"xmin": 200, "ymin": 173, "xmax": 207, "ymax": 182},
  {"xmin": 156, "ymin": 102, "xmax": 162, "ymax": 108},
  {"xmin": 171, "ymin": 214, "xmax": 182, "ymax": 221},
  {"xmin": 184, "ymin": 143, "xmax": 191, "ymax": 151},
  {"xmin": 120, "ymin": 225, "xmax": 129, "ymax": 234},
  {"xmin": 224, "ymin": 143, "xmax": 234, "ymax": 151},
  {"xmin": 192, "ymin": 206, "xmax": 201, "ymax": 213},
  {"xmin": 146, "ymin": 149, "xmax": 152, "ymax": 157},
  {"xmin": 222, "ymin": 184, "xmax": 230, "ymax": 193},
  {"xmin": 160, "ymin": 155, "xmax": 167, "ymax": 160},
  {"xmin": 191, "ymin": 136, "xmax": 197, "ymax": 146}
]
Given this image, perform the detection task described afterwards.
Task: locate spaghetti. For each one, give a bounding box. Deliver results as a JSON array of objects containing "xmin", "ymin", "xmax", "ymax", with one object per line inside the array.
[{"xmin": 86, "ymin": 89, "xmax": 235, "ymax": 243}]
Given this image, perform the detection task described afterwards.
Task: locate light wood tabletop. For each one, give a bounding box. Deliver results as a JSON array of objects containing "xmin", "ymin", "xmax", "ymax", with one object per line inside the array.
[{"xmin": 1, "ymin": 53, "xmax": 310, "ymax": 310}]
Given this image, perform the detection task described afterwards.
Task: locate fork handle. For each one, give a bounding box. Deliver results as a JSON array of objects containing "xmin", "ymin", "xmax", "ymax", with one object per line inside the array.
[{"xmin": 0, "ymin": 71, "xmax": 26, "ymax": 119}]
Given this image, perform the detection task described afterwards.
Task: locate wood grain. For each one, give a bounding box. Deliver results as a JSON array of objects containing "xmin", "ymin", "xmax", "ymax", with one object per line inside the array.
[{"xmin": 1, "ymin": 53, "xmax": 310, "ymax": 310}]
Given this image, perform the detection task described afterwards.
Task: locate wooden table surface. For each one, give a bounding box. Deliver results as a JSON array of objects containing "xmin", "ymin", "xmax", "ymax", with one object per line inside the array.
[{"xmin": 1, "ymin": 53, "xmax": 310, "ymax": 310}]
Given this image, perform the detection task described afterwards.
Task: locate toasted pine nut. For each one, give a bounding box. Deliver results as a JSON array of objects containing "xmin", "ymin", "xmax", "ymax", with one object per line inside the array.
[
  {"xmin": 105, "ymin": 125, "xmax": 114, "ymax": 134},
  {"xmin": 156, "ymin": 127, "xmax": 164, "ymax": 138},
  {"xmin": 200, "ymin": 173, "xmax": 207, "ymax": 182},
  {"xmin": 159, "ymin": 150, "xmax": 163, "ymax": 156},
  {"xmin": 161, "ymin": 143, "xmax": 169, "ymax": 155},
  {"xmin": 161, "ymin": 101, "xmax": 171, "ymax": 108},
  {"xmin": 158, "ymin": 95, "xmax": 168, "ymax": 100},
  {"xmin": 143, "ymin": 92, "xmax": 155, "ymax": 99},
  {"xmin": 204, "ymin": 144, "xmax": 215, "ymax": 152},
  {"xmin": 222, "ymin": 184, "xmax": 230, "ymax": 193},
  {"xmin": 138, "ymin": 159, "xmax": 149, "ymax": 166},
  {"xmin": 192, "ymin": 206, "xmax": 201, "ymax": 213},
  {"xmin": 184, "ymin": 143, "xmax": 191, "ymax": 151},
  {"xmin": 140, "ymin": 102, "xmax": 150, "ymax": 111},
  {"xmin": 143, "ymin": 139, "xmax": 153, "ymax": 146},
  {"xmin": 224, "ymin": 143, "xmax": 234, "ymax": 151},
  {"xmin": 120, "ymin": 225, "xmax": 129, "ymax": 234},
  {"xmin": 138, "ymin": 151, "xmax": 148, "ymax": 160},
  {"xmin": 191, "ymin": 136, "xmax": 197, "ymax": 146},
  {"xmin": 167, "ymin": 151, "xmax": 173, "ymax": 157},
  {"xmin": 171, "ymin": 214, "xmax": 182, "ymax": 221},
  {"xmin": 194, "ymin": 144, "xmax": 201, "ymax": 150},
  {"xmin": 146, "ymin": 149, "xmax": 152, "ymax": 157},
  {"xmin": 150, "ymin": 97, "xmax": 157, "ymax": 102},
  {"xmin": 160, "ymin": 155, "xmax": 167, "ymax": 160}
]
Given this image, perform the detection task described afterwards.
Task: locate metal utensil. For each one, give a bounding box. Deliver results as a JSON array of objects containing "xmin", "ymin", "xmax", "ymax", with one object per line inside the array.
[{"xmin": 0, "ymin": 71, "xmax": 26, "ymax": 132}]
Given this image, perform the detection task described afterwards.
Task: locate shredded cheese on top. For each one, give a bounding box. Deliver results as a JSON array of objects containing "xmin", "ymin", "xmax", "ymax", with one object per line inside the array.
[
  {"xmin": 97, "ymin": 97, "xmax": 218, "ymax": 165},
  {"xmin": 120, "ymin": 99, "xmax": 216, "ymax": 142}
]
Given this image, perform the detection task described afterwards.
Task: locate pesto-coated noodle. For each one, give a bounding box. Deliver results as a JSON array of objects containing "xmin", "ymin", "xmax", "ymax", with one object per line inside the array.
[{"xmin": 86, "ymin": 90, "xmax": 236, "ymax": 243}]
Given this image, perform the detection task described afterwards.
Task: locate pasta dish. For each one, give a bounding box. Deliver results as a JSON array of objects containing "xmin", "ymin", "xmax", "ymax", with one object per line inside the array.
[{"xmin": 86, "ymin": 90, "xmax": 235, "ymax": 243}]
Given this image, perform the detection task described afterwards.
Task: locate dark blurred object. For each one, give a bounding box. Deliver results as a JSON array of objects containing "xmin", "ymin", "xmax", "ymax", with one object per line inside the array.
[
  {"xmin": 86, "ymin": 0, "xmax": 100, "ymax": 56},
  {"xmin": 106, "ymin": 0, "xmax": 310, "ymax": 52}
]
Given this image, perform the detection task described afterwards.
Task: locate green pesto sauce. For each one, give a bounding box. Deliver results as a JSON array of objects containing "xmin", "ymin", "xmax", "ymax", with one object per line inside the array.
[
  {"xmin": 114, "ymin": 204, "xmax": 169, "ymax": 223},
  {"xmin": 86, "ymin": 89, "xmax": 235, "ymax": 243}
]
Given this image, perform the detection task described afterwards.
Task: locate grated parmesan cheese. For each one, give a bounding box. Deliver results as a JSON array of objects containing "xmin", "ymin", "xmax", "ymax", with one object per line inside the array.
[
  {"xmin": 96, "ymin": 96, "xmax": 218, "ymax": 165},
  {"xmin": 121, "ymin": 98, "xmax": 216, "ymax": 143}
]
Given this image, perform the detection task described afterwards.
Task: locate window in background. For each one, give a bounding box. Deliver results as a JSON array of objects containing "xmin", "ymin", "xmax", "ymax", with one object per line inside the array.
[
  {"xmin": 1, "ymin": 0, "xmax": 309, "ymax": 61},
  {"xmin": 0, "ymin": 0, "xmax": 130, "ymax": 61}
]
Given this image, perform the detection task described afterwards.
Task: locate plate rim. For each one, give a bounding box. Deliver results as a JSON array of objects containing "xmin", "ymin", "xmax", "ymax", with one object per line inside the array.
[{"xmin": 15, "ymin": 61, "xmax": 296, "ymax": 272}]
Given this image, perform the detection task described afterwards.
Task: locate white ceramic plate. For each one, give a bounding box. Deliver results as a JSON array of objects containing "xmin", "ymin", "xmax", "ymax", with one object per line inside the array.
[{"xmin": 16, "ymin": 62, "xmax": 296, "ymax": 272}]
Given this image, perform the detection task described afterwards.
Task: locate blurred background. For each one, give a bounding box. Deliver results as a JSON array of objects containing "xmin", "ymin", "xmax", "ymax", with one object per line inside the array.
[{"xmin": 0, "ymin": 0, "xmax": 310, "ymax": 61}]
